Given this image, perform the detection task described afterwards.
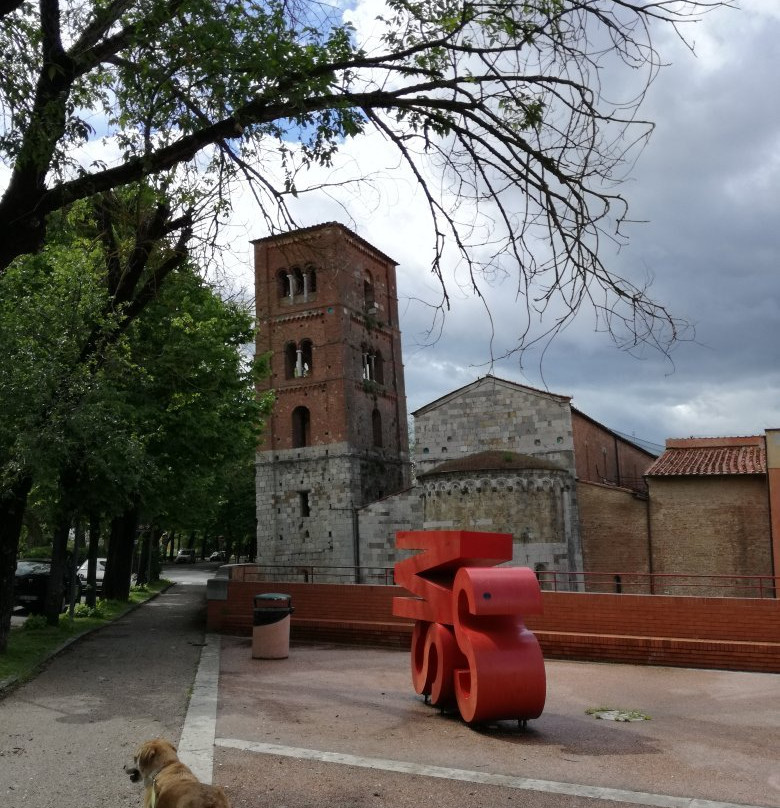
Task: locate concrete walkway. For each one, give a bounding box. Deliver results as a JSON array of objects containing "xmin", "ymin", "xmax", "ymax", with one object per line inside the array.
[{"xmin": 2, "ymin": 580, "xmax": 779, "ymax": 808}]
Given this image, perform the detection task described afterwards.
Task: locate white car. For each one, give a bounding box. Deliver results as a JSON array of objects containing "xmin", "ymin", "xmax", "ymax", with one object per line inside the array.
[{"xmin": 77, "ymin": 558, "xmax": 106, "ymax": 592}]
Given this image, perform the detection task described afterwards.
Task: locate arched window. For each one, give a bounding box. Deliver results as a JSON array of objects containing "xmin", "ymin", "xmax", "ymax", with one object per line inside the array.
[
  {"xmin": 305, "ymin": 264, "xmax": 317, "ymax": 295},
  {"xmin": 372, "ymin": 408, "xmax": 383, "ymax": 447},
  {"xmin": 373, "ymin": 349, "xmax": 384, "ymax": 385},
  {"xmin": 299, "ymin": 339, "xmax": 313, "ymax": 377},
  {"xmin": 361, "ymin": 346, "xmax": 383, "ymax": 385},
  {"xmin": 291, "ymin": 406, "xmax": 310, "ymax": 448},
  {"xmin": 285, "ymin": 340, "xmax": 314, "ymax": 379},
  {"xmin": 363, "ymin": 271, "xmax": 375, "ymax": 311},
  {"xmin": 361, "ymin": 344, "xmax": 372, "ymax": 380},
  {"xmin": 292, "ymin": 266, "xmax": 304, "ymax": 296},
  {"xmin": 277, "ymin": 269, "xmax": 291, "ymax": 299},
  {"xmin": 284, "ymin": 342, "xmax": 297, "ymax": 379}
]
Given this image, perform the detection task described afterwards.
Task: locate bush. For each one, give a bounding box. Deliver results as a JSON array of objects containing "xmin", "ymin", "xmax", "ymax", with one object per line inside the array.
[
  {"xmin": 73, "ymin": 601, "xmax": 106, "ymax": 619},
  {"xmin": 22, "ymin": 615, "xmax": 48, "ymax": 631}
]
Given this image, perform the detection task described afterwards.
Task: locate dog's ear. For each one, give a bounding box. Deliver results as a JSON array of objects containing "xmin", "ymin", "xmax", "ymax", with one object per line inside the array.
[{"xmin": 137, "ymin": 742, "xmax": 158, "ymax": 768}]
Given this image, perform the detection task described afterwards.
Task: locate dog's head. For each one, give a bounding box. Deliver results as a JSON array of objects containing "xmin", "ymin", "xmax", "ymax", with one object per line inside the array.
[{"xmin": 124, "ymin": 738, "xmax": 179, "ymax": 784}]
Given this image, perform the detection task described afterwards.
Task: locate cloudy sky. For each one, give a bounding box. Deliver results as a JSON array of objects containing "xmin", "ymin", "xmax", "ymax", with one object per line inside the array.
[
  {"xmin": 217, "ymin": 0, "xmax": 780, "ymax": 453},
  {"xmin": 3, "ymin": 1, "xmax": 776, "ymax": 454}
]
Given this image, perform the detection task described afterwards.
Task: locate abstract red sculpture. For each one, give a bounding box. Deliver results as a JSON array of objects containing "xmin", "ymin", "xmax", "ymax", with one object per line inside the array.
[{"xmin": 393, "ymin": 530, "xmax": 546, "ymax": 724}]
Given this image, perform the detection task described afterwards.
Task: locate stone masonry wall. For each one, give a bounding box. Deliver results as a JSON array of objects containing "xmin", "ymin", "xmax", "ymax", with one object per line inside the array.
[
  {"xmin": 255, "ymin": 442, "xmax": 408, "ymax": 570},
  {"xmin": 414, "ymin": 378, "xmax": 575, "ymax": 478},
  {"xmin": 421, "ymin": 468, "xmax": 576, "ymax": 577},
  {"xmin": 356, "ymin": 489, "xmax": 424, "ymax": 574}
]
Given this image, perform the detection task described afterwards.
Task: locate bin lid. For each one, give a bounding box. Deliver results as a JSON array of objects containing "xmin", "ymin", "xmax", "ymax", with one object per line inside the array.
[{"xmin": 254, "ymin": 592, "xmax": 291, "ymax": 605}]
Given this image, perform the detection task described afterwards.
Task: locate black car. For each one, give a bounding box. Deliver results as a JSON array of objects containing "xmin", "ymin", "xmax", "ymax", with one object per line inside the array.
[{"xmin": 14, "ymin": 559, "xmax": 80, "ymax": 614}]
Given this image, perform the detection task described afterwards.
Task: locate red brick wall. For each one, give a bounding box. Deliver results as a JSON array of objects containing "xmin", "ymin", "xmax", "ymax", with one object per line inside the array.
[
  {"xmin": 571, "ymin": 411, "xmax": 655, "ymax": 491},
  {"xmin": 577, "ymin": 481, "xmax": 651, "ymax": 592},
  {"xmin": 254, "ymin": 224, "xmax": 408, "ymax": 456},
  {"xmin": 207, "ymin": 580, "xmax": 780, "ymax": 672},
  {"xmin": 648, "ymin": 476, "xmax": 773, "ymax": 585}
]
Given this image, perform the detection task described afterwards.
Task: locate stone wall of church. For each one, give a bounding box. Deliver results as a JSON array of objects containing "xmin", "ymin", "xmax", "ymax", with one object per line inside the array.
[
  {"xmin": 419, "ymin": 468, "xmax": 579, "ymax": 581},
  {"xmin": 414, "ymin": 380, "xmax": 575, "ymax": 478},
  {"xmin": 356, "ymin": 489, "xmax": 424, "ymax": 575}
]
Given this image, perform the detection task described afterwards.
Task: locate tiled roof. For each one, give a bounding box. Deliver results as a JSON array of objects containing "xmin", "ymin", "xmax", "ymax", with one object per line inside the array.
[
  {"xmin": 418, "ymin": 450, "xmax": 564, "ymax": 478},
  {"xmin": 646, "ymin": 436, "xmax": 766, "ymax": 477}
]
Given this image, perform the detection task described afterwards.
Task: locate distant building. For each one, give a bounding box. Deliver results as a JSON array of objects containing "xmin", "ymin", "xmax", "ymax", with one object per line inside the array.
[
  {"xmin": 644, "ymin": 433, "xmax": 780, "ymax": 595},
  {"xmin": 400, "ymin": 375, "xmax": 656, "ymax": 583}
]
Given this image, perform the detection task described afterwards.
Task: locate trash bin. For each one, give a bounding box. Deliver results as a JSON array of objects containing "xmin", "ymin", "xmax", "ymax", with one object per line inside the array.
[{"xmin": 252, "ymin": 593, "xmax": 294, "ymax": 659}]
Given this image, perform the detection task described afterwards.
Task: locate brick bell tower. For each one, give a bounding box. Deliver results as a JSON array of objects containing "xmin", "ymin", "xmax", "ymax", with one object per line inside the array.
[{"xmin": 254, "ymin": 223, "xmax": 411, "ymax": 572}]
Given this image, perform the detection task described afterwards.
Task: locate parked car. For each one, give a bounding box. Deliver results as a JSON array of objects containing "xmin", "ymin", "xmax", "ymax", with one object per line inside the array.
[
  {"xmin": 175, "ymin": 549, "xmax": 197, "ymax": 564},
  {"xmin": 208, "ymin": 551, "xmax": 226, "ymax": 562},
  {"xmin": 77, "ymin": 558, "xmax": 106, "ymax": 593},
  {"xmin": 14, "ymin": 559, "xmax": 80, "ymax": 614}
]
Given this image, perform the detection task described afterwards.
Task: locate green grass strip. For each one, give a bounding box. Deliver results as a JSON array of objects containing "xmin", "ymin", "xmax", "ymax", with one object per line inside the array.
[{"xmin": 0, "ymin": 581, "xmax": 170, "ymax": 689}]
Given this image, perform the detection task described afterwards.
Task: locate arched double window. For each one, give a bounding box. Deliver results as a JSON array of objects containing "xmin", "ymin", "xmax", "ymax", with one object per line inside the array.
[
  {"xmin": 362, "ymin": 346, "xmax": 384, "ymax": 385},
  {"xmin": 291, "ymin": 406, "xmax": 311, "ymax": 448},
  {"xmin": 284, "ymin": 339, "xmax": 313, "ymax": 379},
  {"xmin": 277, "ymin": 265, "xmax": 317, "ymax": 302}
]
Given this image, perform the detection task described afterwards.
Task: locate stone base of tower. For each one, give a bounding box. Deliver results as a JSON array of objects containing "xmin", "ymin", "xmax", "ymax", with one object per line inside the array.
[{"xmin": 255, "ymin": 444, "xmax": 410, "ymax": 572}]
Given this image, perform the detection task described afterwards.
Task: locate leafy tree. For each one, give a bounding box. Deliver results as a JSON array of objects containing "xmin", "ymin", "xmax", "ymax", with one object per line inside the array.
[
  {"xmin": 1, "ymin": 0, "xmax": 725, "ymax": 343},
  {"xmin": 100, "ymin": 267, "xmax": 267, "ymax": 600},
  {"xmin": 210, "ymin": 456, "xmax": 260, "ymax": 562},
  {"xmin": 0, "ymin": 187, "xmax": 196, "ymax": 633},
  {"xmin": 0, "ymin": 194, "xmax": 263, "ymax": 643},
  {"xmin": 0, "ymin": 229, "xmax": 114, "ymax": 635}
]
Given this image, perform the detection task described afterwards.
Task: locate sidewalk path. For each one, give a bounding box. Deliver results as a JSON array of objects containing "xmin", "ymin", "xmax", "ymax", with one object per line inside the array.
[{"xmin": 0, "ymin": 584, "xmax": 208, "ymax": 808}]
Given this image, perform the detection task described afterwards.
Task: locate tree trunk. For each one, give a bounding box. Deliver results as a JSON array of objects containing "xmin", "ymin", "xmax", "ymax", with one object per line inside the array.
[
  {"xmin": 149, "ymin": 527, "xmax": 163, "ymax": 582},
  {"xmin": 85, "ymin": 513, "xmax": 101, "ymax": 608},
  {"xmin": 136, "ymin": 528, "xmax": 150, "ymax": 587},
  {"xmin": 103, "ymin": 506, "xmax": 138, "ymax": 601},
  {"xmin": 45, "ymin": 463, "xmax": 82, "ymax": 625},
  {"xmin": 0, "ymin": 475, "xmax": 33, "ymax": 654},
  {"xmin": 45, "ymin": 519, "xmax": 70, "ymax": 626}
]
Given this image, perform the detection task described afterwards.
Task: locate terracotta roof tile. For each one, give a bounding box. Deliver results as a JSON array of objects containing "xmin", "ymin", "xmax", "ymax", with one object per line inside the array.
[{"xmin": 646, "ymin": 437, "xmax": 766, "ymax": 477}]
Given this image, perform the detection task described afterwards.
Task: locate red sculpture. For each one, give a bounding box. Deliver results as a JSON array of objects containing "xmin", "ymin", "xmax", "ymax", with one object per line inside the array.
[{"xmin": 393, "ymin": 530, "xmax": 546, "ymax": 724}]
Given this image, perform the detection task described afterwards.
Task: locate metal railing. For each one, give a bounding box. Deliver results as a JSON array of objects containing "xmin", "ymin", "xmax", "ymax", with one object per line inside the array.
[
  {"xmin": 230, "ymin": 564, "xmax": 778, "ymax": 598},
  {"xmin": 536, "ymin": 570, "xmax": 778, "ymax": 599},
  {"xmin": 236, "ymin": 564, "xmax": 397, "ymax": 586}
]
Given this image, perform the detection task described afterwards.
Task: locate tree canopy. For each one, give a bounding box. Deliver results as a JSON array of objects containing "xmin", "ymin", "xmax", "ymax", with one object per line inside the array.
[{"xmin": 1, "ymin": 0, "xmax": 727, "ymax": 350}]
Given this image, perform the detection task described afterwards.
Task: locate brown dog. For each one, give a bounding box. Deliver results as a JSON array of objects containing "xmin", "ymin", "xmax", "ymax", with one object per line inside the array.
[{"xmin": 125, "ymin": 738, "xmax": 229, "ymax": 808}]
